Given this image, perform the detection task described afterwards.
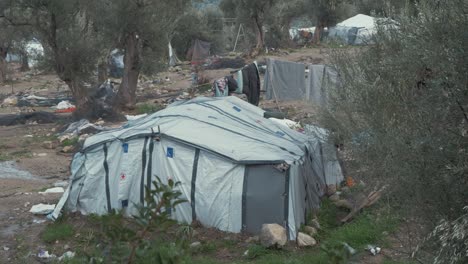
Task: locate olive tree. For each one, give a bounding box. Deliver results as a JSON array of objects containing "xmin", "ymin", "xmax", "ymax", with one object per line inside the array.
[
  {"xmin": 98, "ymin": 0, "xmax": 191, "ymax": 110},
  {"xmin": 322, "ymin": 0, "xmax": 468, "ymax": 224}
]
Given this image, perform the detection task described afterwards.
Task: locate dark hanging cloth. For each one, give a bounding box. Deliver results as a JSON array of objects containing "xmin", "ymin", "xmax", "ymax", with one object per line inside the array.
[
  {"xmin": 226, "ymin": 75, "xmax": 238, "ymax": 93},
  {"xmin": 241, "ymin": 63, "xmax": 261, "ymax": 106}
]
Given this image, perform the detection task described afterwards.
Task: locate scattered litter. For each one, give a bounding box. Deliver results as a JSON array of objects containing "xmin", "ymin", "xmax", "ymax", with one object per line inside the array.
[
  {"xmin": 53, "ymin": 181, "xmax": 69, "ymax": 188},
  {"xmin": 189, "ymin": 241, "xmax": 201, "ymax": 249},
  {"xmin": 55, "ymin": 101, "xmax": 76, "ymax": 111},
  {"xmin": 342, "ymin": 242, "xmax": 357, "ymax": 255},
  {"xmin": 30, "ymin": 204, "xmax": 56, "ymax": 215},
  {"xmin": 269, "ymin": 118, "xmax": 302, "ymax": 130},
  {"xmin": 24, "ymin": 135, "xmax": 34, "ymax": 138},
  {"xmin": 61, "ymin": 119, "xmax": 104, "ymax": 136},
  {"xmin": 243, "ymin": 250, "xmax": 249, "ymax": 256},
  {"xmin": 58, "ymin": 251, "xmax": 75, "ymax": 261},
  {"xmin": 25, "ymin": 95, "xmax": 47, "ymax": 100},
  {"xmin": 24, "ymin": 202, "xmax": 30, "ymax": 208},
  {"xmin": 2, "ymin": 96, "xmax": 18, "ymax": 106},
  {"xmin": 39, "ymin": 187, "xmax": 65, "ymax": 194},
  {"xmin": 38, "ymin": 250, "xmax": 56, "ymax": 259},
  {"xmin": 125, "ymin": 114, "xmax": 148, "ymax": 121},
  {"xmin": 3, "ymin": 246, "xmax": 9, "ymax": 251},
  {"xmin": 36, "ymin": 153, "xmax": 48, "ymax": 157},
  {"xmin": 33, "ymin": 219, "xmax": 47, "ymax": 224},
  {"xmin": 367, "ymin": 245, "xmax": 381, "ymax": 256}
]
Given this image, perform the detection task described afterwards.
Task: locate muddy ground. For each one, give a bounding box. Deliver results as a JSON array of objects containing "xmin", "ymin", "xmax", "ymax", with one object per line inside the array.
[{"xmin": 0, "ymin": 48, "xmax": 414, "ymax": 263}]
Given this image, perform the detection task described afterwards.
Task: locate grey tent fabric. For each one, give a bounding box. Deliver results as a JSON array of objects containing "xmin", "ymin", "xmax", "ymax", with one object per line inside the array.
[
  {"xmin": 264, "ymin": 59, "xmax": 338, "ymax": 106},
  {"xmin": 308, "ymin": 65, "xmax": 338, "ymax": 106},
  {"xmin": 265, "ymin": 59, "xmax": 306, "ymax": 101},
  {"xmin": 52, "ymin": 97, "xmax": 344, "ymax": 240}
]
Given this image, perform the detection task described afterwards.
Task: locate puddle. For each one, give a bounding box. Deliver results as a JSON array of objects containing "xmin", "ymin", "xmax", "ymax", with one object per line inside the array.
[
  {"xmin": 0, "ymin": 224, "xmax": 20, "ymax": 237},
  {"xmin": 0, "ymin": 161, "xmax": 35, "ymax": 180}
]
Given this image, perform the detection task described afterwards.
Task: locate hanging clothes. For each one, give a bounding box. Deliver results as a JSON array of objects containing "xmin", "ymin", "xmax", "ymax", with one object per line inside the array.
[
  {"xmin": 213, "ymin": 77, "xmax": 229, "ymax": 97},
  {"xmin": 241, "ymin": 63, "xmax": 261, "ymax": 106}
]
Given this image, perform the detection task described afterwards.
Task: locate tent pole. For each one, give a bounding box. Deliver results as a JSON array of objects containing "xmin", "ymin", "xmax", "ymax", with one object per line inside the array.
[{"xmin": 233, "ymin": 24, "xmax": 244, "ymax": 52}]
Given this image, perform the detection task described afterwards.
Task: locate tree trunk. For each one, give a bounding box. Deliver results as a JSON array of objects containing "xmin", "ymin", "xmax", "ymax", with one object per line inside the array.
[
  {"xmin": 313, "ymin": 19, "xmax": 325, "ymax": 44},
  {"xmin": 19, "ymin": 50, "xmax": 30, "ymax": 72},
  {"xmin": 0, "ymin": 47, "xmax": 7, "ymax": 84},
  {"xmin": 252, "ymin": 16, "xmax": 264, "ymax": 56},
  {"xmin": 117, "ymin": 32, "xmax": 141, "ymax": 110}
]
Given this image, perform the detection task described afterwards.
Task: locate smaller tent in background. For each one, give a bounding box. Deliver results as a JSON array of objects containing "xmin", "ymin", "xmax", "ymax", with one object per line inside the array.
[
  {"xmin": 328, "ymin": 14, "xmax": 377, "ymax": 45},
  {"xmin": 168, "ymin": 42, "xmax": 181, "ymax": 67},
  {"xmin": 186, "ymin": 39, "xmax": 211, "ymax": 65}
]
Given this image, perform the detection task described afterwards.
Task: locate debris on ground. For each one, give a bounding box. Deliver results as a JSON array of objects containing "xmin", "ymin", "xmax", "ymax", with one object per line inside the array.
[
  {"xmin": 189, "ymin": 241, "xmax": 202, "ymax": 249},
  {"xmin": 367, "ymin": 245, "xmax": 381, "ymax": 256},
  {"xmin": 58, "ymin": 251, "xmax": 75, "ymax": 261},
  {"xmin": 125, "ymin": 114, "xmax": 148, "ymax": 121},
  {"xmin": 37, "ymin": 249, "xmax": 56, "ymax": 259},
  {"xmin": 61, "ymin": 119, "xmax": 104, "ymax": 136},
  {"xmin": 341, "ymin": 185, "xmax": 388, "ymax": 223},
  {"xmin": 260, "ymin": 223, "xmax": 287, "ymax": 248},
  {"xmin": 39, "ymin": 187, "xmax": 65, "ymax": 194},
  {"xmin": 342, "ymin": 242, "xmax": 357, "ymax": 255},
  {"xmin": 3, "ymin": 246, "xmax": 9, "ymax": 251},
  {"xmin": 54, "ymin": 100, "xmax": 76, "ymax": 113},
  {"xmin": 29, "ymin": 204, "xmax": 56, "ymax": 215},
  {"xmin": 32, "ymin": 219, "xmax": 47, "ymax": 224},
  {"xmin": 0, "ymin": 112, "xmax": 65, "ymax": 126},
  {"xmin": 1, "ymin": 96, "xmax": 18, "ymax": 106}
]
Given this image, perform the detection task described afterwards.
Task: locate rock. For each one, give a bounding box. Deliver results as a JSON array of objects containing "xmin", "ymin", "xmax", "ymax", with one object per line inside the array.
[
  {"xmin": 78, "ymin": 134, "xmax": 89, "ymax": 143},
  {"xmin": 327, "ymin": 184, "xmax": 337, "ymax": 196},
  {"xmin": 95, "ymin": 119, "xmax": 105, "ymax": 126},
  {"xmin": 62, "ymin": 146, "xmax": 74, "ymax": 153},
  {"xmin": 335, "ymin": 199, "xmax": 354, "ymax": 210},
  {"xmin": 303, "ymin": 226, "xmax": 317, "ymax": 236},
  {"xmin": 42, "ymin": 141, "xmax": 57, "ymax": 149},
  {"xmin": 59, "ymin": 134, "xmax": 75, "ymax": 143},
  {"xmin": 53, "ymin": 181, "xmax": 69, "ymax": 188},
  {"xmin": 30, "ymin": 204, "xmax": 56, "ymax": 215},
  {"xmin": 245, "ymin": 236, "xmax": 260, "ymax": 243},
  {"xmin": 189, "ymin": 241, "xmax": 201, "ymax": 249},
  {"xmin": 39, "ymin": 187, "xmax": 65, "ymax": 194},
  {"xmin": 310, "ymin": 219, "xmax": 321, "ymax": 230},
  {"xmin": 297, "ymin": 232, "xmax": 317, "ymax": 247},
  {"xmin": 329, "ymin": 193, "xmax": 340, "ymax": 202},
  {"xmin": 260, "ymin": 223, "xmax": 287, "ymax": 248}
]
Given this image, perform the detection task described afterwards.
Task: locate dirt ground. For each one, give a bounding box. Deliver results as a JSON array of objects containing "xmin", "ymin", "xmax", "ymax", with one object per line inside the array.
[{"xmin": 0, "ymin": 48, "xmax": 413, "ymax": 263}]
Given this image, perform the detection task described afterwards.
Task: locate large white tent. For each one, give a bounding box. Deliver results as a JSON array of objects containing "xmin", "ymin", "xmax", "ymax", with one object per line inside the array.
[{"xmin": 52, "ymin": 96, "xmax": 344, "ymax": 240}]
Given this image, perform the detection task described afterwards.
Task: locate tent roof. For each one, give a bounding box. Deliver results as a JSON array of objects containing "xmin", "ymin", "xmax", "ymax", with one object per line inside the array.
[
  {"xmin": 337, "ymin": 14, "xmax": 376, "ymax": 29},
  {"xmin": 82, "ymin": 97, "xmax": 312, "ymax": 164}
]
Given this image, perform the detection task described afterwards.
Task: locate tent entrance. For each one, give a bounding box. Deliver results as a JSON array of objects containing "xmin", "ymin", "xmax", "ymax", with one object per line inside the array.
[{"xmin": 242, "ymin": 165, "xmax": 288, "ymax": 234}]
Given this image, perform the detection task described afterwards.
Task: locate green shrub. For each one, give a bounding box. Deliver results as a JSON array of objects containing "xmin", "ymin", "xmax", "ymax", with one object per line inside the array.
[{"xmin": 41, "ymin": 223, "xmax": 74, "ymax": 243}]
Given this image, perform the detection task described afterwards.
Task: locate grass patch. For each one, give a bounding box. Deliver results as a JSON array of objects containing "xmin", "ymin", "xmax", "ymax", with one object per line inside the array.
[
  {"xmin": 41, "ymin": 222, "xmax": 74, "ymax": 243},
  {"xmin": 316, "ymin": 200, "xmax": 398, "ymax": 250},
  {"xmin": 197, "ymin": 83, "xmax": 212, "ymax": 93},
  {"xmin": 0, "ymin": 149, "xmax": 32, "ymax": 161},
  {"xmin": 61, "ymin": 137, "xmax": 78, "ymax": 147},
  {"xmin": 136, "ymin": 103, "xmax": 165, "ymax": 115}
]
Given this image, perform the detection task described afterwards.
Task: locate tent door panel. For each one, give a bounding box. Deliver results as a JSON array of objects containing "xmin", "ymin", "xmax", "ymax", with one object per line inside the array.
[{"xmin": 243, "ymin": 165, "xmax": 286, "ymax": 234}]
